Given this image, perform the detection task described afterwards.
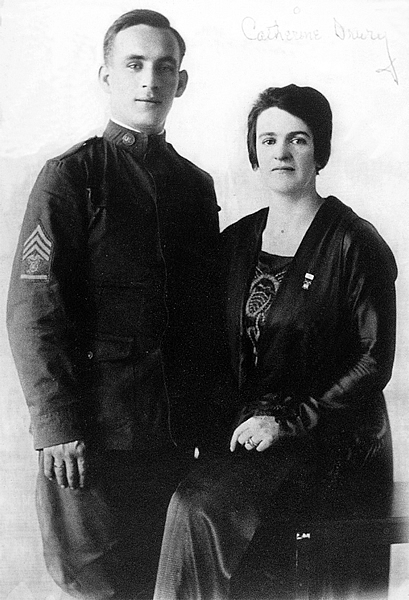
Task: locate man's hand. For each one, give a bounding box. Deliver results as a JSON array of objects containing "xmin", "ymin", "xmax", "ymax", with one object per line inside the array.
[
  {"xmin": 43, "ymin": 440, "xmax": 87, "ymax": 489},
  {"xmin": 230, "ymin": 416, "xmax": 280, "ymax": 452}
]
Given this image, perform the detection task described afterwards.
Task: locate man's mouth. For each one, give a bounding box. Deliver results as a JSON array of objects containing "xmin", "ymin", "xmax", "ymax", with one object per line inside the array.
[{"xmin": 135, "ymin": 99, "xmax": 161, "ymax": 104}]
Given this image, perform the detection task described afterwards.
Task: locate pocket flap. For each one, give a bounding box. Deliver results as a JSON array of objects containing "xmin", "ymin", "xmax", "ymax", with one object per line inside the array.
[{"xmin": 89, "ymin": 334, "xmax": 134, "ymax": 362}]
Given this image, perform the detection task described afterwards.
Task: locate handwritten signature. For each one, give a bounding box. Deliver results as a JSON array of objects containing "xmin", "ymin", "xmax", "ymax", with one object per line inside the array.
[
  {"xmin": 376, "ymin": 39, "xmax": 398, "ymax": 84},
  {"xmin": 333, "ymin": 18, "xmax": 386, "ymax": 42},
  {"xmin": 333, "ymin": 18, "xmax": 398, "ymax": 84},
  {"xmin": 241, "ymin": 16, "xmax": 398, "ymax": 85},
  {"xmin": 242, "ymin": 16, "xmax": 321, "ymax": 42}
]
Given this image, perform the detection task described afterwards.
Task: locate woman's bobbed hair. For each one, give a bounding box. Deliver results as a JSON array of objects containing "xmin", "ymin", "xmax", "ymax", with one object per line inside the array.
[{"xmin": 247, "ymin": 84, "xmax": 332, "ymax": 173}]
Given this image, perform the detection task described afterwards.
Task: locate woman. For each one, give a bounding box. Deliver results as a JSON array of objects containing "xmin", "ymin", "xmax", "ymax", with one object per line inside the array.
[{"xmin": 153, "ymin": 85, "xmax": 397, "ymax": 600}]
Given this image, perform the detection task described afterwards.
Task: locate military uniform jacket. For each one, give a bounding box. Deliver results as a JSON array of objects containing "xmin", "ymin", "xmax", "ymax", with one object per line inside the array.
[{"xmin": 7, "ymin": 121, "xmax": 220, "ymax": 451}]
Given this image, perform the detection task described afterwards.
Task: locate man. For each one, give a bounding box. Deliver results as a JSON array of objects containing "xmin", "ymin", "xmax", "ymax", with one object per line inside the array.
[{"xmin": 7, "ymin": 9, "xmax": 220, "ymax": 599}]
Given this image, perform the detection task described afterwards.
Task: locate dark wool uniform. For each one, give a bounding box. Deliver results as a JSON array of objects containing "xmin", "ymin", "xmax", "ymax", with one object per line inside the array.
[
  {"xmin": 154, "ymin": 198, "xmax": 397, "ymax": 600},
  {"xmin": 7, "ymin": 121, "xmax": 220, "ymax": 599}
]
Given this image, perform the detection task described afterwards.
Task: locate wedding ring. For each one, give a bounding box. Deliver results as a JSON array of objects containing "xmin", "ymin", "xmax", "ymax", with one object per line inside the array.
[{"xmin": 247, "ymin": 438, "xmax": 257, "ymax": 447}]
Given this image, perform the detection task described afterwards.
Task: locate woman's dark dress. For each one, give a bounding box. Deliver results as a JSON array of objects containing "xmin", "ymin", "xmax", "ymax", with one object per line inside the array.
[{"xmin": 153, "ymin": 197, "xmax": 397, "ymax": 600}]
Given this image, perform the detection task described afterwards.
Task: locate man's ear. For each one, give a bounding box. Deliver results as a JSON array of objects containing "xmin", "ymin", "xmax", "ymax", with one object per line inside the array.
[
  {"xmin": 98, "ymin": 65, "xmax": 111, "ymax": 94},
  {"xmin": 175, "ymin": 70, "xmax": 188, "ymax": 98}
]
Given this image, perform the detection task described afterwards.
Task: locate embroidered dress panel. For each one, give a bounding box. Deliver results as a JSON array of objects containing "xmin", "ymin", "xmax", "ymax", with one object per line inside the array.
[{"xmin": 245, "ymin": 252, "xmax": 292, "ymax": 364}]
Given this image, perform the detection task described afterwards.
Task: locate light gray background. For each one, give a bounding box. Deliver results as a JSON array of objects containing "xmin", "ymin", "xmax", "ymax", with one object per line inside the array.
[{"xmin": 0, "ymin": 0, "xmax": 408, "ymax": 598}]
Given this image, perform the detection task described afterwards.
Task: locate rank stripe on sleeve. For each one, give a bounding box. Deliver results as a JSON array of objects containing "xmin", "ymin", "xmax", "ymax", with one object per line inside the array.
[
  {"xmin": 22, "ymin": 225, "xmax": 52, "ymax": 260},
  {"xmin": 20, "ymin": 224, "xmax": 53, "ymax": 280}
]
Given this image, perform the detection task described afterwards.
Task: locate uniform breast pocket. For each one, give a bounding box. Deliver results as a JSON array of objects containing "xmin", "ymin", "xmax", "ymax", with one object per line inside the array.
[{"xmin": 88, "ymin": 333, "xmax": 134, "ymax": 363}]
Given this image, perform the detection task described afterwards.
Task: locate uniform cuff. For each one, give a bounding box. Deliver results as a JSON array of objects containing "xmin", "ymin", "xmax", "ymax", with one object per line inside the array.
[{"xmin": 30, "ymin": 404, "xmax": 85, "ymax": 449}]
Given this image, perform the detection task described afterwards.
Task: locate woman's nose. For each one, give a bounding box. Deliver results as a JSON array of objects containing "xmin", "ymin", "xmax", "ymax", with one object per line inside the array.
[{"xmin": 274, "ymin": 142, "xmax": 290, "ymax": 160}]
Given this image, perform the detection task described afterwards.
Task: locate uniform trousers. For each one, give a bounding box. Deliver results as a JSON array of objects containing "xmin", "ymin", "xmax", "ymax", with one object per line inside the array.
[{"xmin": 36, "ymin": 448, "xmax": 196, "ymax": 600}]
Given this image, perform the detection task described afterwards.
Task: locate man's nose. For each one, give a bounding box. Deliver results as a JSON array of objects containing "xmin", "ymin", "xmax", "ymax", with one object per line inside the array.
[{"xmin": 141, "ymin": 66, "xmax": 159, "ymax": 89}]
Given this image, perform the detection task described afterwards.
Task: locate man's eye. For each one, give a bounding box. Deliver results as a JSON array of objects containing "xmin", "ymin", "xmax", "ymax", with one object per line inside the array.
[
  {"xmin": 128, "ymin": 63, "xmax": 142, "ymax": 70},
  {"xmin": 158, "ymin": 64, "xmax": 176, "ymax": 73},
  {"xmin": 262, "ymin": 138, "xmax": 276, "ymax": 145}
]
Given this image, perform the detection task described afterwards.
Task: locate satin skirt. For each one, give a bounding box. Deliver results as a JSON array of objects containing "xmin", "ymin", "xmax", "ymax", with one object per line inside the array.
[
  {"xmin": 153, "ymin": 438, "xmax": 316, "ymax": 600},
  {"xmin": 153, "ymin": 431, "xmax": 393, "ymax": 600}
]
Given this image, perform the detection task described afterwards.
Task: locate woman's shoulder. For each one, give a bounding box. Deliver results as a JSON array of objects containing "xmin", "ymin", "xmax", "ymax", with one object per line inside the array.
[
  {"xmin": 330, "ymin": 197, "xmax": 398, "ymax": 282},
  {"xmin": 221, "ymin": 208, "xmax": 269, "ymax": 236},
  {"xmin": 220, "ymin": 208, "xmax": 269, "ymax": 250}
]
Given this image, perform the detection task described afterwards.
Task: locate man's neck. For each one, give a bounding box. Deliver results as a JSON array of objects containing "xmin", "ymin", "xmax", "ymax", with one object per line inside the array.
[{"xmin": 110, "ymin": 118, "xmax": 164, "ymax": 136}]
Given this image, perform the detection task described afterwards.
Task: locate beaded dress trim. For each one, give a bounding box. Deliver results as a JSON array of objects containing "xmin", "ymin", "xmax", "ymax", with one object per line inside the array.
[{"xmin": 245, "ymin": 252, "xmax": 292, "ymax": 363}]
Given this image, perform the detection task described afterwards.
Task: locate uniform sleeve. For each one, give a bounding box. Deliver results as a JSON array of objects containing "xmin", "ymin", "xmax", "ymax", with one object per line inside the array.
[
  {"xmin": 318, "ymin": 219, "xmax": 397, "ymax": 413},
  {"xmin": 7, "ymin": 157, "xmax": 89, "ymax": 449},
  {"xmin": 191, "ymin": 172, "xmax": 221, "ymax": 256},
  {"xmin": 204, "ymin": 178, "xmax": 221, "ymax": 239}
]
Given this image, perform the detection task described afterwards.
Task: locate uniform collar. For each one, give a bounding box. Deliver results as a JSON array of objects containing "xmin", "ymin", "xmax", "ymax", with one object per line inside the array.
[{"xmin": 103, "ymin": 120, "xmax": 167, "ymax": 159}]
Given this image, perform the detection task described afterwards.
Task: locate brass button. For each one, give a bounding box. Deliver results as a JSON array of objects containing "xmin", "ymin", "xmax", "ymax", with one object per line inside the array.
[
  {"xmin": 87, "ymin": 351, "xmax": 94, "ymax": 360},
  {"xmin": 122, "ymin": 133, "xmax": 135, "ymax": 146}
]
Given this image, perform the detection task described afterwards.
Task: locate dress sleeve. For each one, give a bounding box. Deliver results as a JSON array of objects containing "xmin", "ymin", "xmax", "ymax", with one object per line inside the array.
[
  {"xmin": 318, "ymin": 219, "xmax": 397, "ymax": 413},
  {"xmin": 7, "ymin": 157, "xmax": 89, "ymax": 449}
]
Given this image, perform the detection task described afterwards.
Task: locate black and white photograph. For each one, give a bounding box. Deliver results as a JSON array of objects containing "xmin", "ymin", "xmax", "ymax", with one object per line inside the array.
[{"xmin": 0, "ymin": 1, "xmax": 408, "ymax": 599}]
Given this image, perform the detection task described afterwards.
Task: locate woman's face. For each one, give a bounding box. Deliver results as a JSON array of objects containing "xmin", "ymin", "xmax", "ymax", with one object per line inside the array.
[{"xmin": 255, "ymin": 107, "xmax": 317, "ymax": 197}]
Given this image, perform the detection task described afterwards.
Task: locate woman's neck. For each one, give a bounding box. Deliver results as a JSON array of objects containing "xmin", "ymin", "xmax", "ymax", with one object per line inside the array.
[{"xmin": 262, "ymin": 193, "xmax": 325, "ymax": 256}]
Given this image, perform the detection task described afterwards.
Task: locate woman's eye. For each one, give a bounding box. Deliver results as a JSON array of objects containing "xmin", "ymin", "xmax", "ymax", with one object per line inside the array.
[
  {"xmin": 292, "ymin": 137, "xmax": 307, "ymax": 145},
  {"xmin": 262, "ymin": 138, "xmax": 276, "ymax": 145}
]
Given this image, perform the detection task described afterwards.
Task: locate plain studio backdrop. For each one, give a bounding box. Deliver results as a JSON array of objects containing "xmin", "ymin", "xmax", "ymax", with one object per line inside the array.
[{"xmin": 0, "ymin": 0, "xmax": 408, "ymax": 598}]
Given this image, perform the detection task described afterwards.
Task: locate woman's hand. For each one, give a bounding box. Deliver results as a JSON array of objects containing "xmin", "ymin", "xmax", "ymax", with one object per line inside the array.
[{"xmin": 230, "ymin": 416, "xmax": 280, "ymax": 452}]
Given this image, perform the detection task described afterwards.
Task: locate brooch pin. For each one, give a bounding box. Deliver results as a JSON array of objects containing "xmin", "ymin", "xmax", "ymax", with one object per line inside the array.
[{"xmin": 302, "ymin": 273, "xmax": 314, "ymax": 290}]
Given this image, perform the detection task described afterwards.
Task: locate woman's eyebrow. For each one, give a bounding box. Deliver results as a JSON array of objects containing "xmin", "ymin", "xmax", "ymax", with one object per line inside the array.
[{"xmin": 258, "ymin": 130, "xmax": 311, "ymax": 138}]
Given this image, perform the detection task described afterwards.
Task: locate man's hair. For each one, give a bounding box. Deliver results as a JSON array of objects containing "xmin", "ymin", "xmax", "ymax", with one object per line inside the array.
[
  {"xmin": 247, "ymin": 84, "xmax": 333, "ymax": 173},
  {"xmin": 103, "ymin": 9, "xmax": 186, "ymax": 65}
]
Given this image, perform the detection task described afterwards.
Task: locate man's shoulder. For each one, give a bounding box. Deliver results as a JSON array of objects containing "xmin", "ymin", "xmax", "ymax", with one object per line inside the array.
[
  {"xmin": 166, "ymin": 143, "xmax": 214, "ymax": 185},
  {"xmin": 38, "ymin": 135, "xmax": 108, "ymax": 186},
  {"xmin": 49, "ymin": 135, "xmax": 104, "ymax": 166}
]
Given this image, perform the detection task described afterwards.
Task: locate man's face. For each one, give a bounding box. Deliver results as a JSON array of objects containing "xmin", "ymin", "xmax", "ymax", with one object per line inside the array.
[{"xmin": 100, "ymin": 24, "xmax": 187, "ymax": 134}]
